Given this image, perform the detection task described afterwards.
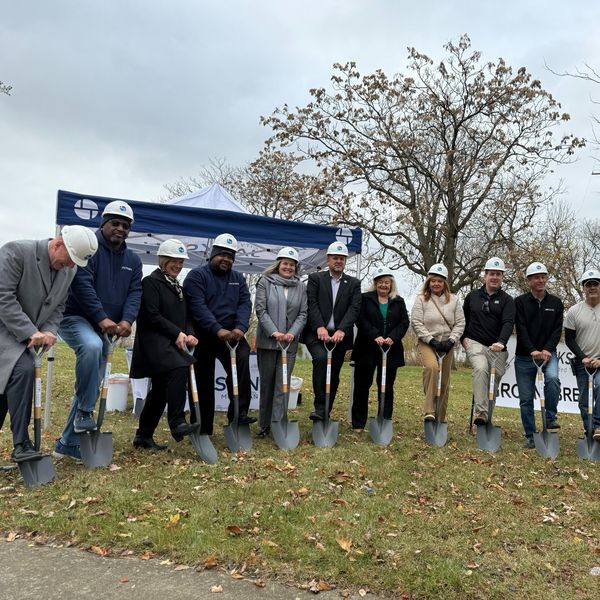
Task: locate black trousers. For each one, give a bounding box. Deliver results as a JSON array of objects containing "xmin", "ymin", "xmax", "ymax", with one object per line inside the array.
[
  {"xmin": 137, "ymin": 367, "xmax": 188, "ymax": 439},
  {"xmin": 351, "ymin": 361, "xmax": 397, "ymax": 429},
  {"xmin": 192, "ymin": 336, "xmax": 251, "ymax": 435},
  {"xmin": 307, "ymin": 341, "xmax": 347, "ymax": 416},
  {"xmin": 2, "ymin": 350, "xmax": 35, "ymax": 446}
]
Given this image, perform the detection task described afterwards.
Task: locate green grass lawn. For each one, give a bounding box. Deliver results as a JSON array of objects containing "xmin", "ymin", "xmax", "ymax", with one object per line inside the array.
[{"xmin": 1, "ymin": 342, "xmax": 599, "ymax": 599}]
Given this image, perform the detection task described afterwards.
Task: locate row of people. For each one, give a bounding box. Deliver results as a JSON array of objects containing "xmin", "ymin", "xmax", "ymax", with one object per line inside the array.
[{"xmin": 1, "ymin": 200, "xmax": 599, "ymax": 462}]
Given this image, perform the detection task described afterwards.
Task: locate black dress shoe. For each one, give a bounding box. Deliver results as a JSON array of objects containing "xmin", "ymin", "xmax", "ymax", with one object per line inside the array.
[
  {"xmin": 309, "ymin": 411, "xmax": 324, "ymax": 422},
  {"xmin": 171, "ymin": 422, "xmax": 200, "ymax": 438},
  {"xmin": 12, "ymin": 440, "xmax": 42, "ymax": 463},
  {"xmin": 256, "ymin": 426, "xmax": 270, "ymax": 438},
  {"xmin": 133, "ymin": 436, "xmax": 167, "ymax": 450},
  {"xmin": 237, "ymin": 414, "xmax": 257, "ymax": 425}
]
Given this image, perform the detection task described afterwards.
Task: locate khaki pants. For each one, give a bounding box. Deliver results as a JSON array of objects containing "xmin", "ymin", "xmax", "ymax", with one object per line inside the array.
[
  {"xmin": 417, "ymin": 342, "xmax": 453, "ymax": 422},
  {"xmin": 464, "ymin": 338, "xmax": 508, "ymax": 417}
]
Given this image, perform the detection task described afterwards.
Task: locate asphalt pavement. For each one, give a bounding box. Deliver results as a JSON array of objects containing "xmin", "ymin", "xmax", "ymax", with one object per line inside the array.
[{"xmin": 0, "ymin": 538, "xmax": 373, "ymax": 600}]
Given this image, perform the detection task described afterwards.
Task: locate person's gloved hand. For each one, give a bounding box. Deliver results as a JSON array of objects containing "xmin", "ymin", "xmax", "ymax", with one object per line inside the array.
[
  {"xmin": 441, "ymin": 339, "xmax": 456, "ymax": 353},
  {"xmin": 428, "ymin": 338, "xmax": 441, "ymax": 351}
]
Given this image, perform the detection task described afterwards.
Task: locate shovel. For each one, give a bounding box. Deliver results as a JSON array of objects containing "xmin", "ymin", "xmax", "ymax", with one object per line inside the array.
[
  {"xmin": 271, "ymin": 342, "xmax": 300, "ymax": 450},
  {"xmin": 532, "ymin": 359, "xmax": 560, "ymax": 459},
  {"xmin": 185, "ymin": 347, "xmax": 218, "ymax": 464},
  {"xmin": 80, "ymin": 334, "xmax": 116, "ymax": 469},
  {"xmin": 223, "ymin": 340, "xmax": 252, "ymax": 452},
  {"xmin": 312, "ymin": 341, "xmax": 340, "ymax": 448},
  {"xmin": 576, "ymin": 364, "xmax": 600, "ymax": 461},
  {"xmin": 19, "ymin": 346, "xmax": 56, "ymax": 487},
  {"xmin": 369, "ymin": 344, "xmax": 393, "ymax": 446},
  {"xmin": 476, "ymin": 351, "xmax": 502, "ymax": 453},
  {"xmin": 424, "ymin": 351, "xmax": 448, "ymax": 447}
]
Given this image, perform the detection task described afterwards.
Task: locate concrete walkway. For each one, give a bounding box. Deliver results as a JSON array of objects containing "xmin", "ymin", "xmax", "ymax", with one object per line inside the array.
[{"xmin": 0, "ymin": 538, "xmax": 372, "ymax": 599}]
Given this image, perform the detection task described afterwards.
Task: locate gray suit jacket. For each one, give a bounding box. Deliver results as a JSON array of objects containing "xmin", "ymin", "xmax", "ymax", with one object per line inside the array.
[
  {"xmin": 0, "ymin": 239, "xmax": 76, "ymax": 393},
  {"xmin": 255, "ymin": 275, "xmax": 307, "ymax": 352}
]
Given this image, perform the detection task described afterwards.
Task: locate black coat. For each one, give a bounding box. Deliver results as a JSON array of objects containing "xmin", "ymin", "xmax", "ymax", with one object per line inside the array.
[
  {"xmin": 130, "ymin": 269, "xmax": 195, "ymax": 378},
  {"xmin": 350, "ymin": 291, "xmax": 409, "ymax": 368},
  {"xmin": 302, "ymin": 270, "xmax": 362, "ymax": 351}
]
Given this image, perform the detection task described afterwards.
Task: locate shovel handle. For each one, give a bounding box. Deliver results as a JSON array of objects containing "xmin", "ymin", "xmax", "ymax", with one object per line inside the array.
[{"xmin": 488, "ymin": 367, "xmax": 496, "ymax": 402}]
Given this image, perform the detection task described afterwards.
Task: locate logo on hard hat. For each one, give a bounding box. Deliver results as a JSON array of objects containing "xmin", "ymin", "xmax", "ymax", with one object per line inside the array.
[
  {"xmin": 118, "ymin": 205, "xmax": 126, "ymax": 213},
  {"xmin": 589, "ymin": 271, "xmax": 594, "ymax": 276},
  {"xmin": 288, "ymin": 250, "xmax": 294, "ymax": 255},
  {"xmin": 493, "ymin": 260, "xmax": 500, "ymax": 267},
  {"xmin": 536, "ymin": 264, "xmax": 541, "ymax": 270},
  {"xmin": 226, "ymin": 238, "xmax": 233, "ymax": 245},
  {"xmin": 74, "ymin": 199, "xmax": 99, "ymax": 221},
  {"xmin": 336, "ymin": 227, "xmax": 353, "ymax": 246},
  {"xmin": 178, "ymin": 246, "xmax": 185, "ymax": 254}
]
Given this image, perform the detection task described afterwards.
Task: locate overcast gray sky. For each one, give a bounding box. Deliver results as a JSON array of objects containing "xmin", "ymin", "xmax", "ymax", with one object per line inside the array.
[{"xmin": 1, "ymin": 0, "xmax": 599, "ymax": 250}]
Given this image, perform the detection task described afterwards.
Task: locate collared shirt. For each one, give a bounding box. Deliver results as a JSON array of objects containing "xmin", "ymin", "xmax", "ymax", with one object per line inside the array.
[{"xmin": 326, "ymin": 272, "xmax": 343, "ymax": 330}]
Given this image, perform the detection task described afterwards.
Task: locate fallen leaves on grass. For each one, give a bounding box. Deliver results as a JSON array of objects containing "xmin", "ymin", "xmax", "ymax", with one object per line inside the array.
[
  {"xmin": 6, "ymin": 531, "xmax": 18, "ymax": 542},
  {"xmin": 226, "ymin": 525, "xmax": 243, "ymax": 536},
  {"xmin": 119, "ymin": 576, "xmax": 129, "ymax": 583},
  {"xmin": 89, "ymin": 545, "xmax": 111, "ymax": 556},
  {"xmin": 336, "ymin": 537, "xmax": 353, "ymax": 552},
  {"xmin": 210, "ymin": 584, "xmax": 223, "ymax": 593},
  {"xmin": 203, "ymin": 555, "xmax": 218, "ymax": 569}
]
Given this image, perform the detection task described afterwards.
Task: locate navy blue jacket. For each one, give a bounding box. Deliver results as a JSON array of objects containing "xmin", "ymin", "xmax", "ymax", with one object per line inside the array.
[
  {"xmin": 63, "ymin": 230, "xmax": 143, "ymax": 328},
  {"xmin": 183, "ymin": 263, "xmax": 252, "ymax": 336}
]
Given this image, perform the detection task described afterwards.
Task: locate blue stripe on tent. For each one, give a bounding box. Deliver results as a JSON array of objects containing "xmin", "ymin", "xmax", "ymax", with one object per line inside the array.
[{"xmin": 56, "ymin": 190, "xmax": 362, "ymax": 253}]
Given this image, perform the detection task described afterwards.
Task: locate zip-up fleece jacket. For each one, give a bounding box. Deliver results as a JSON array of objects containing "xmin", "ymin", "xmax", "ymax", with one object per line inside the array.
[
  {"xmin": 183, "ymin": 263, "xmax": 252, "ymax": 336},
  {"xmin": 514, "ymin": 291, "xmax": 564, "ymax": 357},
  {"xmin": 462, "ymin": 286, "xmax": 515, "ymax": 347},
  {"xmin": 63, "ymin": 230, "xmax": 143, "ymax": 329}
]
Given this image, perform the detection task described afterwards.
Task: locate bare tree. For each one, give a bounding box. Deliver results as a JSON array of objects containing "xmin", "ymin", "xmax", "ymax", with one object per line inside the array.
[
  {"xmin": 262, "ymin": 35, "xmax": 584, "ymax": 290},
  {"xmin": 0, "ymin": 80, "xmax": 12, "ymax": 95}
]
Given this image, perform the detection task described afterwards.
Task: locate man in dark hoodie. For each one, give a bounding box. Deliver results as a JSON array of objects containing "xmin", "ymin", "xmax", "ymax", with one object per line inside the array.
[
  {"xmin": 183, "ymin": 233, "xmax": 255, "ymax": 435},
  {"xmin": 53, "ymin": 201, "xmax": 142, "ymax": 461}
]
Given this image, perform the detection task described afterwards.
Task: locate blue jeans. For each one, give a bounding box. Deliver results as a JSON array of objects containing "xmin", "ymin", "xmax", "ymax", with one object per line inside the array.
[
  {"xmin": 573, "ymin": 361, "xmax": 600, "ymax": 432},
  {"xmin": 514, "ymin": 354, "xmax": 560, "ymax": 438},
  {"xmin": 58, "ymin": 316, "xmax": 109, "ymax": 446}
]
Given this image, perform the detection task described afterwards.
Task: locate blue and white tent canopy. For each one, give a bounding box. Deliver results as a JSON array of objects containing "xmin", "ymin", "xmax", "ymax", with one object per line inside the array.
[{"xmin": 56, "ymin": 189, "xmax": 362, "ymax": 274}]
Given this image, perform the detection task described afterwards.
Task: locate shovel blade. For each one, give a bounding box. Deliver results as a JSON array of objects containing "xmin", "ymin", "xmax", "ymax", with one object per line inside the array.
[
  {"xmin": 533, "ymin": 430, "xmax": 560, "ymax": 459},
  {"xmin": 80, "ymin": 431, "xmax": 113, "ymax": 469},
  {"xmin": 424, "ymin": 420, "xmax": 448, "ymax": 447},
  {"xmin": 368, "ymin": 416, "xmax": 393, "ymax": 446},
  {"xmin": 476, "ymin": 423, "xmax": 502, "ymax": 453},
  {"xmin": 312, "ymin": 419, "xmax": 339, "ymax": 448},
  {"xmin": 271, "ymin": 418, "xmax": 300, "ymax": 450},
  {"xmin": 189, "ymin": 432, "xmax": 218, "ymax": 464},
  {"xmin": 576, "ymin": 437, "xmax": 600, "ymax": 461},
  {"xmin": 18, "ymin": 455, "xmax": 56, "ymax": 487},
  {"xmin": 223, "ymin": 422, "xmax": 252, "ymax": 453}
]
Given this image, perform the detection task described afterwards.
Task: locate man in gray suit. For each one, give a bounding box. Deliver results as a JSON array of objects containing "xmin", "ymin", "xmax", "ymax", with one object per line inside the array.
[
  {"xmin": 304, "ymin": 242, "xmax": 362, "ymax": 420},
  {"xmin": 0, "ymin": 226, "xmax": 97, "ymax": 462}
]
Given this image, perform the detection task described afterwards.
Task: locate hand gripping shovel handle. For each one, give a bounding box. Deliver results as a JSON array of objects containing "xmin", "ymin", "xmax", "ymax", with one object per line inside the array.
[{"xmin": 97, "ymin": 334, "xmax": 118, "ymax": 430}]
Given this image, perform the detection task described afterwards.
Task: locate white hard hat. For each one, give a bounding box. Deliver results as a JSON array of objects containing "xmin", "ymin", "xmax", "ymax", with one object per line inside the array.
[
  {"xmin": 428, "ymin": 263, "xmax": 448, "ymax": 279},
  {"xmin": 213, "ymin": 233, "xmax": 238, "ymax": 253},
  {"xmin": 580, "ymin": 268, "xmax": 600, "ymax": 284},
  {"xmin": 102, "ymin": 200, "xmax": 134, "ymax": 223},
  {"xmin": 276, "ymin": 246, "xmax": 299, "ymax": 262},
  {"xmin": 326, "ymin": 241, "xmax": 349, "ymax": 257},
  {"xmin": 61, "ymin": 225, "xmax": 98, "ymax": 267},
  {"xmin": 157, "ymin": 238, "xmax": 189, "ymax": 259},
  {"xmin": 484, "ymin": 257, "xmax": 506, "ymax": 272},
  {"xmin": 525, "ymin": 262, "xmax": 548, "ymax": 277},
  {"xmin": 372, "ymin": 265, "xmax": 394, "ymax": 279}
]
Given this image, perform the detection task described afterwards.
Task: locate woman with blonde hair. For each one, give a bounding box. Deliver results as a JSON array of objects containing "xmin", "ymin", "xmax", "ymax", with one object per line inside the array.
[
  {"xmin": 254, "ymin": 247, "xmax": 307, "ymax": 439},
  {"xmin": 411, "ymin": 264, "xmax": 465, "ymax": 423},
  {"xmin": 350, "ymin": 266, "xmax": 409, "ymax": 431}
]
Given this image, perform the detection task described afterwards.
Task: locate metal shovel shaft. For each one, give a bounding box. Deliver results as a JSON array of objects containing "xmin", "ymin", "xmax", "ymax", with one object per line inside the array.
[
  {"xmin": 424, "ymin": 352, "xmax": 447, "ymax": 447},
  {"xmin": 312, "ymin": 342, "xmax": 339, "ymax": 448},
  {"xmin": 477, "ymin": 361, "xmax": 501, "ymax": 453},
  {"xmin": 188, "ymin": 361, "xmax": 218, "ymax": 464},
  {"xmin": 369, "ymin": 345, "xmax": 393, "ymax": 446},
  {"xmin": 272, "ymin": 343, "xmax": 300, "ymax": 450},
  {"xmin": 223, "ymin": 341, "xmax": 252, "ymax": 452},
  {"xmin": 577, "ymin": 369, "xmax": 600, "ymax": 461},
  {"xmin": 533, "ymin": 361, "xmax": 559, "ymax": 459}
]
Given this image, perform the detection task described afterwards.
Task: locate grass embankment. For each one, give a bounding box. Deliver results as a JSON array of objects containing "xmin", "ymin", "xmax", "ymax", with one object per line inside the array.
[{"xmin": 1, "ymin": 342, "xmax": 599, "ymax": 599}]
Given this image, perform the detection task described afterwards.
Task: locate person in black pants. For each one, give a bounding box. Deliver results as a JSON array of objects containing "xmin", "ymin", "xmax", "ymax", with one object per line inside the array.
[
  {"xmin": 183, "ymin": 233, "xmax": 255, "ymax": 434},
  {"xmin": 351, "ymin": 267, "xmax": 409, "ymax": 431},
  {"xmin": 304, "ymin": 242, "xmax": 362, "ymax": 421},
  {"xmin": 130, "ymin": 239, "xmax": 199, "ymax": 450}
]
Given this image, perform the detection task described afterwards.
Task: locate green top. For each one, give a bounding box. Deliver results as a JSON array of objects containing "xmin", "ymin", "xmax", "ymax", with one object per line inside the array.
[{"xmin": 379, "ymin": 301, "xmax": 388, "ymax": 335}]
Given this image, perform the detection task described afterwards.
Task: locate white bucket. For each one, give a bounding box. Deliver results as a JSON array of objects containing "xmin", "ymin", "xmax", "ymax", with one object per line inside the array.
[
  {"xmin": 288, "ymin": 376, "xmax": 303, "ymax": 410},
  {"xmin": 106, "ymin": 373, "xmax": 129, "ymax": 412}
]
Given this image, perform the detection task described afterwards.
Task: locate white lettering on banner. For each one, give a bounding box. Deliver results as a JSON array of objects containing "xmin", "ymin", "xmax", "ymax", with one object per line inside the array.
[{"xmin": 496, "ymin": 337, "xmax": 580, "ymax": 414}]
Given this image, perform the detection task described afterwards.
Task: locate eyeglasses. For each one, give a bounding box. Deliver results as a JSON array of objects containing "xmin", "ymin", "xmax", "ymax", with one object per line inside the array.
[
  {"xmin": 482, "ymin": 300, "xmax": 490, "ymax": 314},
  {"xmin": 584, "ymin": 281, "xmax": 599, "ymax": 288}
]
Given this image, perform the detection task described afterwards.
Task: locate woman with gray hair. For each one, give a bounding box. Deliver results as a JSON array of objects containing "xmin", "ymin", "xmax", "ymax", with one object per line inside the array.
[{"xmin": 254, "ymin": 247, "xmax": 307, "ymax": 439}]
